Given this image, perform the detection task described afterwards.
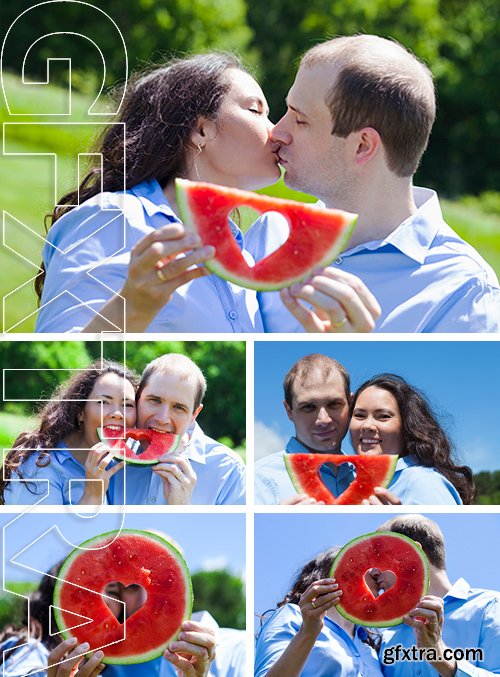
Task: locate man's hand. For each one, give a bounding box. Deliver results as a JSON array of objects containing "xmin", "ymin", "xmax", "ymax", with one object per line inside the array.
[
  {"xmin": 404, "ymin": 596, "xmax": 456, "ymax": 677},
  {"xmin": 280, "ymin": 494, "xmax": 325, "ymax": 505},
  {"xmin": 164, "ymin": 620, "xmax": 216, "ymax": 677},
  {"xmin": 280, "ymin": 267, "xmax": 381, "ymax": 333},
  {"xmin": 154, "ymin": 453, "xmax": 197, "ymax": 505}
]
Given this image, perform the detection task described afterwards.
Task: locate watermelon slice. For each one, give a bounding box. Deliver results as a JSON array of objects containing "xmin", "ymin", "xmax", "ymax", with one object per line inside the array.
[
  {"xmin": 53, "ymin": 529, "xmax": 192, "ymax": 664},
  {"xmin": 97, "ymin": 426, "xmax": 180, "ymax": 465},
  {"xmin": 330, "ymin": 531, "xmax": 430, "ymax": 627},
  {"xmin": 176, "ymin": 178, "xmax": 357, "ymax": 290},
  {"xmin": 284, "ymin": 453, "xmax": 397, "ymax": 505}
]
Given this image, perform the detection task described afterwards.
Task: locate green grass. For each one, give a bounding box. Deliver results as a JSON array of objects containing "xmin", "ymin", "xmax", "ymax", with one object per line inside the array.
[
  {"xmin": 2, "ymin": 71, "xmax": 499, "ymax": 331},
  {"xmin": 0, "ymin": 411, "xmax": 35, "ymax": 460}
]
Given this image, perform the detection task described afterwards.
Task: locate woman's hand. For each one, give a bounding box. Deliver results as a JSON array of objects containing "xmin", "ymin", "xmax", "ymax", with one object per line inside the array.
[
  {"xmin": 163, "ymin": 620, "xmax": 216, "ymax": 677},
  {"xmin": 47, "ymin": 638, "xmax": 105, "ymax": 677},
  {"xmin": 298, "ymin": 578, "xmax": 342, "ymax": 638},
  {"xmin": 83, "ymin": 223, "xmax": 215, "ymax": 332},
  {"xmin": 280, "ymin": 267, "xmax": 381, "ymax": 333},
  {"xmin": 361, "ymin": 487, "xmax": 402, "ymax": 505},
  {"xmin": 154, "ymin": 451, "xmax": 197, "ymax": 505},
  {"xmin": 121, "ymin": 223, "xmax": 215, "ymax": 330},
  {"xmin": 79, "ymin": 443, "xmax": 124, "ymax": 505}
]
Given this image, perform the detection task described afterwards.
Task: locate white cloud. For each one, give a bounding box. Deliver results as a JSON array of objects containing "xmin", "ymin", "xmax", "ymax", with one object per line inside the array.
[
  {"xmin": 199, "ymin": 555, "xmax": 230, "ymax": 571},
  {"xmin": 254, "ymin": 421, "xmax": 287, "ymax": 461}
]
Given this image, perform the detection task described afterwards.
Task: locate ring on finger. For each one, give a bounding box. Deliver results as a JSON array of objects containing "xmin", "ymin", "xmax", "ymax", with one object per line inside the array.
[
  {"xmin": 156, "ymin": 265, "xmax": 167, "ymax": 283},
  {"xmin": 331, "ymin": 316, "xmax": 348, "ymax": 329},
  {"xmin": 311, "ymin": 599, "xmax": 317, "ymax": 609}
]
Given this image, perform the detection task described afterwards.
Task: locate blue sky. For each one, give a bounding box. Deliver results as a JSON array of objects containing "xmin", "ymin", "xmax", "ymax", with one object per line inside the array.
[
  {"xmin": 254, "ymin": 512, "xmax": 500, "ymax": 628},
  {"xmin": 254, "ymin": 340, "xmax": 500, "ymax": 472},
  {"xmin": 1, "ymin": 512, "xmax": 245, "ymax": 583}
]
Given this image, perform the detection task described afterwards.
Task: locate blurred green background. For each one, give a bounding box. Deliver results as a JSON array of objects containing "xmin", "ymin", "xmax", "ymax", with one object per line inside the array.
[
  {"xmin": 0, "ymin": 340, "xmax": 246, "ymax": 458},
  {"xmin": 1, "ymin": 0, "xmax": 499, "ymax": 330}
]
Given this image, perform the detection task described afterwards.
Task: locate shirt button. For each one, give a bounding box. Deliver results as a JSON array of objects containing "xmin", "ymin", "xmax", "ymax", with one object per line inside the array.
[
  {"xmin": 335, "ymin": 256, "xmax": 342, "ymax": 264},
  {"xmin": 150, "ymin": 497, "xmax": 156, "ymax": 503},
  {"xmin": 228, "ymin": 310, "xmax": 238, "ymax": 321}
]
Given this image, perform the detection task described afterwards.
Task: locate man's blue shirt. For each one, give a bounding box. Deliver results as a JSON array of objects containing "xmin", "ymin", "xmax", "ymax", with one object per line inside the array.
[
  {"xmin": 254, "ymin": 437, "xmax": 355, "ymax": 504},
  {"xmin": 380, "ymin": 578, "xmax": 500, "ymax": 676},
  {"xmin": 246, "ymin": 187, "xmax": 500, "ymax": 333},
  {"xmin": 255, "ymin": 604, "xmax": 383, "ymax": 677},
  {"xmin": 4, "ymin": 423, "xmax": 245, "ymax": 506},
  {"xmin": 35, "ymin": 179, "xmax": 262, "ymax": 333}
]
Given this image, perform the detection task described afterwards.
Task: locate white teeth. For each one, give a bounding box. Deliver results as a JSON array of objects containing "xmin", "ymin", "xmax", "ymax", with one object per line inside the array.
[
  {"xmin": 361, "ymin": 438, "xmax": 379, "ymax": 444},
  {"xmin": 105, "ymin": 425, "xmax": 123, "ymax": 430},
  {"xmin": 150, "ymin": 427, "xmax": 170, "ymax": 434}
]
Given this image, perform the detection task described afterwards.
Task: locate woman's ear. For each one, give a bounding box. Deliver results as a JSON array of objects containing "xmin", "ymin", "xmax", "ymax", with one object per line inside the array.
[{"xmin": 190, "ymin": 116, "xmax": 218, "ymax": 151}]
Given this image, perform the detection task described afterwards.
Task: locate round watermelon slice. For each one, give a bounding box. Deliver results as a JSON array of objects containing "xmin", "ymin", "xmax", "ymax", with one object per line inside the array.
[
  {"xmin": 53, "ymin": 529, "xmax": 192, "ymax": 664},
  {"xmin": 97, "ymin": 427, "xmax": 180, "ymax": 465},
  {"xmin": 283, "ymin": 453, "xmax": 398, "ymax": 505},
  {"xmin": 176, "ymin": 178, "xmax": 357, "ymax": 291},
  {"xmin": 330, "ymin": 531, "xmax": 430, "ymax": 627}
]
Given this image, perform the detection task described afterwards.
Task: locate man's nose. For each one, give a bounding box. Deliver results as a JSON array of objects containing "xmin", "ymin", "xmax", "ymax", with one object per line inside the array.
[
  {"xmin": 316, "ymin": 407, "xmax": 332, "ymax": 425},
  {"xmin": 270, "ymin": 114, "xmax": 292, "ymax": 145}
]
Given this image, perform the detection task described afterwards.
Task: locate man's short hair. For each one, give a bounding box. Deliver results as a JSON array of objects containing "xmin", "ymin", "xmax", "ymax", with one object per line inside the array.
[
  {"xmin": 377, "ymin": 515, "xmax": 446, "ymax": 569},
  {"xmin": 138, "ymin": 353, "xmax": 207, "ymax": 410},
  {"xmin": 283, "ymin": 353, "xmax": 350, "ymax": 408},
  {"xmin": 301, "ymin": 34, "xmax": 436, "ymax": 177}
]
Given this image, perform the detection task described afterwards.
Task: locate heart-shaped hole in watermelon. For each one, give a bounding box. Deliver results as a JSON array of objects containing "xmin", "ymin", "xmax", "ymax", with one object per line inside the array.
[
  {"xmin": 363, "ymin": 568, "xmax": 396, "ymax": 597},
  {"xmin": 97, "ymin": 427, "xmax": 180, "ymax": 465},
  {"xmin": 103, "ymin": 582, "xmax": 148, "ymax": 623},
  {"xmin": 284, "ymin": 453, "xmax": 398, "ymax": 505}
]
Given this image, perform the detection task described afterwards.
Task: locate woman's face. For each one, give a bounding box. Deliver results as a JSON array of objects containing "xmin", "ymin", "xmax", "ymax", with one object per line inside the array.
[
  {"xmin": 197, "ymin": 68, "xmax": 281, "ymax": 191},
  {"xmin": 80, "ymin": 372, "xmax": 136, "ymax": 447},
  {"xmin": 349, "ymin": 386, "xmax": 404, "ymax": 456}
]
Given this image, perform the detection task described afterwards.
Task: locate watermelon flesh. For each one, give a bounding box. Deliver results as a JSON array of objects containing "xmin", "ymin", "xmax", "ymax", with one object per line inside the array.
[
  {"xmin": 330, "ymin": 531, "xmax": 430, "ymax": 627},
  {"xmin": 97, "ymin": 427, "xmax": 180, "ymax": 465},
  {"xmin": 283, "ymin": 453, "xmax": 397, "ymax": 505},
  {"xmin": 176, "ymin": 178, "xmax": 357, "ymax": 291},
  {"xmin": 53, "ymin": 529, "xmax": 192, "ymax": 664}
]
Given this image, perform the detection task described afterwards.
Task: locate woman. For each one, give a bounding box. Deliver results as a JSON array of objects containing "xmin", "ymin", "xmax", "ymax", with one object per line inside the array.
[
  {"xmin": 34, "ymin": 53, "xmax": 379, "ymax": 334},
  {"xmin": 255, "ymin": 548, "xmax": 383, "ymax": 677},
  {"xmin": 349, "ymin": 374, "xmax": 476, "ymax": 505},
  {"xmin": 1, "ymin": 360, "xmax": 138, "ymax": 506}
]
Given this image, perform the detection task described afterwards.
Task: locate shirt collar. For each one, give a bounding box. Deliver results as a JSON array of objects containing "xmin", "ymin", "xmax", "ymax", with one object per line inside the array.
[
  {"xmin": 184, "ymin": 421, "xmax": 207, "ymax": 465},
  {"xmin": 285, "ymin": 436, "xmax": 347, "ymax": 456},
  {"xmin": 444, "ymin": 578, "xmax": 471, "ymax": 601},
  {"xmin": 128, "ymin": 179, "xmax": 244, "ymax": 246},
  {"xmin": 395, "ymin": 455, "xmax": 417, "ymax": 470},
  {"xmin": 343, "ymin": 186, "xmax": 443, "ymax": 265},
  {"xmin": 128, "ymin": 179, "xmax": 181, "ymax": 220}
]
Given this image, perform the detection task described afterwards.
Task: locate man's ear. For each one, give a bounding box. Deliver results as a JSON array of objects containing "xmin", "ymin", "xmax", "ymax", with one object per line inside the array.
[
  {"xmin": 192, "ymin": 403, "xmax": 203, "ymax": 423},
  {"xmin": 283, "ymin": 399, "xmax": 294, "ymax": 422},
  {"xmin": 353, "ymin": 127, "xmax": 381, "ymax": 167},
  {"xmin": 190, "ymin": 116, "xmax": 218, "ymax": 150}
]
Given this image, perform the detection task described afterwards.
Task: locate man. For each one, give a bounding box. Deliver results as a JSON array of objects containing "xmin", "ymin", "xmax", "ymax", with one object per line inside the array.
[
  {"xmin": 246, "ymin": 34, "xmax": 500, "ymax": 333},
  {"xmin": 110, "ymin": 353, "xmax": 246, "ymax": 505},
  {"xmin": 377, "ymin": 515, "xmax": 500, "ymax": 676},
  {"xmin": 254, "ymin": 353, "xmax": 355, "ymax": 504}
]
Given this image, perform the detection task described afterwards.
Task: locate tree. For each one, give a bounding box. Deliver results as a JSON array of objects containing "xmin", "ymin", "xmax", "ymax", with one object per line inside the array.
[{"xmin": 191, "ymin": 569, "xmax": 245, "ymax": 629}]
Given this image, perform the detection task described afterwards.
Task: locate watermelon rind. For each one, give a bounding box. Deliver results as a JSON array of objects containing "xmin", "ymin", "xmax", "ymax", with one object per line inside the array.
[
  {"xmin": 53, "ymin": 529, "xmax": 193, "ymax": 664},
  {"xmin": 97, "ymin": 427, "xmax": 180, "ymax": 465},
  {"xmin": 283, "ymin": 453, "xmax": 398, "ymax": 505},
  {"xmin": 330, "ymin": 531, "xmax": 430, "ymax": 627},
  {"xmin": 176, "ymin": 178, "xmax": 357, "ymax": 291}
]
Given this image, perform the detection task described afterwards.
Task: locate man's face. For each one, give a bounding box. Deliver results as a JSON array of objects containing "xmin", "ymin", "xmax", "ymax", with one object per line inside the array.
[
  {"xmin": 271, "ymin": 63, "xmax": 354, "ymax": 208},
  {"xmin": 284, "ymin": 368, "xmax": 350, "ymax": 453},
  {"xmin": 137, "ymin": 370, "xmax": 201, "ymax": 437}
]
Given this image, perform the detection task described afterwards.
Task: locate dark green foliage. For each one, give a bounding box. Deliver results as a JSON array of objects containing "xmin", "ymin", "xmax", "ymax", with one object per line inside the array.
[
  {"xmin": 474, "ymin": 471, "xmax": 500, "ymax": 505},
  {"xmin": 192, "ymin": 569, "xmax": 245, "ymax": 629}
]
